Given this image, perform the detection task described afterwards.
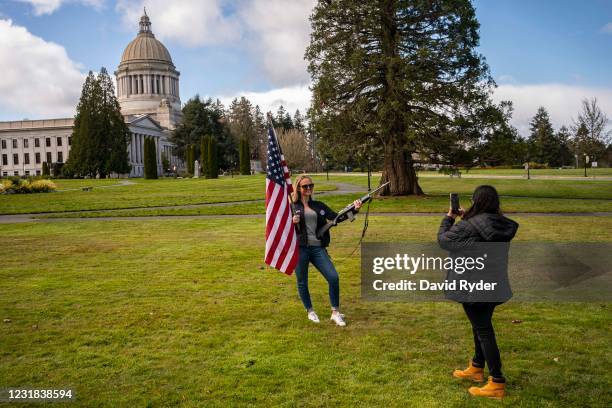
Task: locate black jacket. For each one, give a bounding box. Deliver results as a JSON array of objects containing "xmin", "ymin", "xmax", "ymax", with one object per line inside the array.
[
  {"xmin": 438, "ymin": 213, "xmax": 519, "ymax": 248},
  {"xmin": 293, "ymin": 200, "xmax": 338, "ymax": 248},
  {"xmin": 438, "ymin": 213, "xmax": 519, "ymax": 303}
]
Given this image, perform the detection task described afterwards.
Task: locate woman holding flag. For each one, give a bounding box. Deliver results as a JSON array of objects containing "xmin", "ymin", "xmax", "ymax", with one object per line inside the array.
[{"xmin": 291, "ymin": 175, "xmax": 361, "ymax": 326}]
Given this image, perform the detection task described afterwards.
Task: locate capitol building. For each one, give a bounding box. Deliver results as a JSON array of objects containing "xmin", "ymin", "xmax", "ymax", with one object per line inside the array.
[{"xmin": 0, "ymin": 11, "xmax": 182, "ymax": 178}]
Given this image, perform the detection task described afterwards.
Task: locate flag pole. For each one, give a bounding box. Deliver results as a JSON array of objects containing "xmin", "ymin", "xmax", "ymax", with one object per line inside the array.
[{"xmin": 267, "ymin": 113, "xmax": 296, "ymax": 214}]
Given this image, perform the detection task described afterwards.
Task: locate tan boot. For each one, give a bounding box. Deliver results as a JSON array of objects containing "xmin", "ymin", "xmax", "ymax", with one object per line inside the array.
[
  {"xmin": 453, "ymin": 360, "xmax": 484, "ymax": 382},
  {"xmin": 468, "ymin": 376, "xmax": 506, "ymax": 399}
]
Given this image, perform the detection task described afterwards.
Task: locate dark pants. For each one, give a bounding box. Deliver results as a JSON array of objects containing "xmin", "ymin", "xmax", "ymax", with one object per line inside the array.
[
  {"xmin": 295, "ymin": 246, "xmax": 340, "ymax": 310},
  {"xmin": 462, "ymin": 302, "xmax": 505, "ymax": 382}
]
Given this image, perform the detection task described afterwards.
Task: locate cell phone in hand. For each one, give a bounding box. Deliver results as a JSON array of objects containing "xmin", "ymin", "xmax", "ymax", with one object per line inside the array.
[{"xmin": 450, "ymin": 193, "xmax": 460, "ymax": 214}]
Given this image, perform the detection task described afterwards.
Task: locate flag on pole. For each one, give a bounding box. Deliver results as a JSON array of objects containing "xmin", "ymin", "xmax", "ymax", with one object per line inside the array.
[{"xmin": 264, "ymin": 125, "xmax": 299, "ymax": 275}]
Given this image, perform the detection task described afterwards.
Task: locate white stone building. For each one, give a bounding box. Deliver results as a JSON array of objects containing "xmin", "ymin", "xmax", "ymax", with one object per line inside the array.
[{"xmin": 0, "ymin": 11, "xmax": 182, "ymax": 178}]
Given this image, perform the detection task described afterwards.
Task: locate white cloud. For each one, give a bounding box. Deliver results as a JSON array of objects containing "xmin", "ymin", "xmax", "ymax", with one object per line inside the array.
[
  {"xmin": 0, "ymin": 19, "xmax": 85, "ymax": 118},
  {"xmin": 116, "ymin": 0, "xmax": 240, "ymax": 47},
  {"xmin": 238, "ymin": 0, "xmax": 316, "ymax": 86},
  {"xmin": 14, "ymin": 0, "xmax": 103, "ymax": 16},
  {"xmin": 600, "ymin": 22, "xmax": 612, "ymax": 34},
  {"xmin": 217, "ymin": 83, "xmax": 312, "ymax": 116},
  {"xmin": 493, "ymin": 83, "xmax": 612, "ymax": 137},
  {"xmin": 116, "ymin": 0, "xmax": 315, "ymax": 86}
]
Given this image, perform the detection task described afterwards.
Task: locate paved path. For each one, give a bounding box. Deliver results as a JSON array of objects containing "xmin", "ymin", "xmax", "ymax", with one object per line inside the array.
[{"xmin": 56, "ymin": 179, "xmax": 136, "ymax": 192}]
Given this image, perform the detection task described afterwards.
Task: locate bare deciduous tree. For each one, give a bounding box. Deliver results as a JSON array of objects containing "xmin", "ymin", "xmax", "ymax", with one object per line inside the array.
[
  {"xmin": 277, "ymin": 129, "xmax": 313, "ymax": 172},
  {"xmin": 572, "ymin": 97, "xmax": 611, "ymax": 160}
]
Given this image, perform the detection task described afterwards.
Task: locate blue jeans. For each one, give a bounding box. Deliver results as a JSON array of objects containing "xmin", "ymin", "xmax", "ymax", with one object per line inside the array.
[{"xmin": 295, "ymin": 246, "xmax": 340, "ymax": 310}]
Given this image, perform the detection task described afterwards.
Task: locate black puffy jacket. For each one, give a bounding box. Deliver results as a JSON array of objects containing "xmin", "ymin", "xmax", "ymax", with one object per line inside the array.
[
  {"xmin": 292, "ymin": 200, "xmax": 338, "ymax": 248},
  {"xmin": 438, "ymin": 212, "xmax": 519, "ymax": 303},
  {"xmin": 438, "ymin": 213, "xmax": 519, "ymax": 247}
]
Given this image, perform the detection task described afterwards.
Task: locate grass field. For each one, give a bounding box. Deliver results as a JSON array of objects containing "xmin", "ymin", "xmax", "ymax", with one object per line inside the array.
[
  {"xmin": 2, "ymin": 175, "xmax": 611, "ymax": 217},
  {"xmin": 1, "ymin": 217, "xmax": 611, "ymax": 406},
  {"xmin": 446, "ymin": 168, "xmax": 612, "ymax": 176},
  {"xmin": 0, "ymin": 176, "xmax": 336, "ymax": 215},
  {"xmin": 1, "ymin": 176, "xmax": 611, "ymax": 406}
]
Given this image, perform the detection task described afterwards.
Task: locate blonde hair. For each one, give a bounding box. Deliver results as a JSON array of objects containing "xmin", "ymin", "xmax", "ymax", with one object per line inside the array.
[{"xmin": 291, "ymin": 174, "xmax": 313, "ymax": 203}]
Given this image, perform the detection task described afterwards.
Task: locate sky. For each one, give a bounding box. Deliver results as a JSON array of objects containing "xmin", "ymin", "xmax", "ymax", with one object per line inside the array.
[{"xmin": 0, "ymin": 0, "xmax": 611, "ymax": 137}]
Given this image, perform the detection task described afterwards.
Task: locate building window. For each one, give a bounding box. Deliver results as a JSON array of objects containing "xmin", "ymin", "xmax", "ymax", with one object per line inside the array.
[
  {"xmin": 46, "ymin": 152, "xmax": 52, "ymax": 163},
  {"xmin": 46, "ymin": 137, "xmax": 51, "ymax": 147},
  {"xmin": 14, "ymin": 171, "xmax": 18, "ymax": 176},
  {"xmin": 57, "ymin": 152, "xmax": 63, "ymax": 163},
  {"xmin": 24, "ymin": 153, "xmax": 30, "ymax": 165},
  {"xmin": 24, "ymin": 139, "xmax": 29, "ymax": 148},
  {"xmin": 68, "ymin": 137, "xmax": 72, "ymax": 146},
  {"xmin": 2, "ymin": 154, "xmax": 7, "ymax": 166},
  {"xmin": 13, "ymin": 154, "xmax": 18, "ymax": 165},
  {"xmin": 2, "ymin": 171, "xmax": 7, "ymax": 177},
  {"xmin": 25, "ymin": 170, "xmax": 30, "ymax": 176},
  {"xmin": 35, "ymin": 152, "xmax": 41, "ymax": 164},
  {"xmin": 1, "ymin": 140, "xmax": 6, "ymax": 149},
  {"xmin": 36, "ymin": 170, "xmax": 41, "ymax": 176},
  {"xmin": 57, "ymin": 137, "xmax": 62, "ymax": 147},
  {"xmin": 12, "ymin": 139, "xmax": 17, "ymax": 148},
  {"xmin": 35, "ymin": 138, "xmax": 40, "ymax": 148}
]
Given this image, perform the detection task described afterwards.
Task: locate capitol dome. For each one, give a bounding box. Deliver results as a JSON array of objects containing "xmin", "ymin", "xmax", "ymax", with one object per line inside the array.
[
  {"xmin": 120, "ymin": 13, "xmax": 173, "ymax": 64},
  {"xmin": 115, "ymin": 10, "xmax": 182, "ymax": 130}
]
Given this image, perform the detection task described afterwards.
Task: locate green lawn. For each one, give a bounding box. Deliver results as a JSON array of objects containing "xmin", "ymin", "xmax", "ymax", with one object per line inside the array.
[
  {"xmin": 1, "ymin": 217, "xmax": 611, "ymax": 406},
  {"xmin": 448, "ymin": 168, "xmax": 612, "ymax": 177},
  {"xmin": 2, "ymin": 175, "xmax": 612, "ymax": 218},
  {"xmin": 325, "ymin": 175, "xmax": 612, "ymax": 200},
  {"xmin": 39, "ymin": 195, "xmax": 612, "ymax": 219},
  {"xmin": 0, "ymin": 176, "xmax": 336, "ymax": 215}
]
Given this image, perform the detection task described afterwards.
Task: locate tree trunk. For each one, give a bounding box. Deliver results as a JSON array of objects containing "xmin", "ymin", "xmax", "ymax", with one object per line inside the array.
[{"xmin": 380, "ymin": 139, "xmax": 423, "ymax": 196}]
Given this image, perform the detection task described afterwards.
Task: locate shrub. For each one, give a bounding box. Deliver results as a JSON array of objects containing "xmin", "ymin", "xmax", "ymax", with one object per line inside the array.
[
  {"xmin": 30, "ymin": 179, "xmax": 57, "ymax": 193},
  {"xmin": 527, "ymin": 162, "xmax": 548, "ymax": 169},
  {"xmin": 0, "ymin": 179, "xmax": 56, "ymax": 194}
]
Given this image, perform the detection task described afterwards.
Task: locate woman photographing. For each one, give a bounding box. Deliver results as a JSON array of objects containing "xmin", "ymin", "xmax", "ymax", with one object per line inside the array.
[
  {"xmin": 438, "ymin": 185, "xmax": 519, "ymax": 399},
  {"xmin": 291, "ymin": 175, "xmax": 362, "ymax": 326}
]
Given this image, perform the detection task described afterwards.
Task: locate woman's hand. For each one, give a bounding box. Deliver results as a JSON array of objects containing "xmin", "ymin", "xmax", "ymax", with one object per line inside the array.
[
  {"xmin": 292, "ymin": 214, "xmax": 300, "ymax": 224},
  {"xmin": 447, "ymin": 207, "xmax": 464, "ymax": 219},
  {"xmin": 354, "ymin": 199, "xmax": 362, "ymax": 210}
]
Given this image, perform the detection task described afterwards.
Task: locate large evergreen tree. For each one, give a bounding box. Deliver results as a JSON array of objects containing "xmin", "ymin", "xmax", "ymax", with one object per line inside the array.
[
  {"xmin": 528, "ymin": 107, "xmax": 558, "ymax": 166},
  {"xmin": 67, "ymin": 68, "xmax": 130, "ymax": 177},
  {"xmin": 307, "ymin": 0, "xmax": 496, "ymax": 195},
  {"xmin": 171, "ymin": 96, "xmax": 236, "ymax": 170}
]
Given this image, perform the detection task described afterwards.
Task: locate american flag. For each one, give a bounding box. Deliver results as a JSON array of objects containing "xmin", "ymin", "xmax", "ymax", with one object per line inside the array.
[{"xmin": 264, "ymin": 125, "xmax": 299, "ymax": 275}]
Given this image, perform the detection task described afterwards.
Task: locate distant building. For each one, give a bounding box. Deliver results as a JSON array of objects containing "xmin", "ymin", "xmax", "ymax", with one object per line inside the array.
[{"xmin": 0, "ymin": 11, "xmax": 182, "ymax": 178}]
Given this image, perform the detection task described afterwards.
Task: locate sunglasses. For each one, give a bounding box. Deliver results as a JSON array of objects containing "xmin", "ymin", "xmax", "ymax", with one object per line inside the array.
[{"xmin": 300, "ymin": 183, "xmax": 315, "ymax": 190}]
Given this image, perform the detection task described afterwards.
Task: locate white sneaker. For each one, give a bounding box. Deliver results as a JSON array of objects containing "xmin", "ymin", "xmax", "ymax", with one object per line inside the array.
[
  {"xmin": 330, "ymin": 312, "xmax": 346, "ymax": 327},
  {"xmin": 307, "ymin": 311, "xmax": 320, "ymax": 323}
]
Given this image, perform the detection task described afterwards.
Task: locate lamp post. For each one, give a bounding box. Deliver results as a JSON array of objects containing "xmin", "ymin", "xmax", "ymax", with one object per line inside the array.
[{"xmin": 584, "ymin": 154, "xmax": 589, "ymax": 177}]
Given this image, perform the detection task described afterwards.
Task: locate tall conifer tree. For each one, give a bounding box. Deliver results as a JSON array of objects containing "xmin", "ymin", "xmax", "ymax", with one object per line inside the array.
[
  {"xmin": 307, "ymin": 0, "xmax": 496, "ymax": 195},
  {"xmin": 67, "ymin": 68, "xmax": 131, "ymax": 177}
]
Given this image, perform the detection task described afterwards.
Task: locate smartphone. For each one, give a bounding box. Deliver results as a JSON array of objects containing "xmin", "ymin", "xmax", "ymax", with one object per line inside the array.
[{"xmin": 450, "ymin": 193, "xmax": 460, "ymax": 214}]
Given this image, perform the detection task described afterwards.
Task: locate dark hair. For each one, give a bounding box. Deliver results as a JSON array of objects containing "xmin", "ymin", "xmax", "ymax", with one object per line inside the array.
[{"xmin": 462, "ymin": 185, "xmax": 501, "ymax": 220}]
